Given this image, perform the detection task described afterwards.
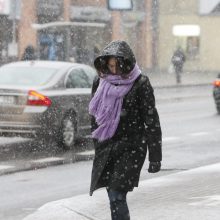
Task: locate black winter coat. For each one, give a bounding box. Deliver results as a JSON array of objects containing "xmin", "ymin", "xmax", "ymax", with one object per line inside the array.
[
  {"xmin": 90, "ymin": 41, "xmax": 162, "ymax": 196},
  {"xmin": 90, "ymin": 75, "xmax": 162, "ymax": 195}
]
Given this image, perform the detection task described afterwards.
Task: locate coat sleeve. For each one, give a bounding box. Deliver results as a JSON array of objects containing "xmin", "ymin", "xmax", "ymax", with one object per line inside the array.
[
  {"xmin": 138, "ymin": 76, "xmax": 162, "ymax": 162},
  {"xmin": 90, "ymin": 76, "xmax": 100, "ymax": 133}
]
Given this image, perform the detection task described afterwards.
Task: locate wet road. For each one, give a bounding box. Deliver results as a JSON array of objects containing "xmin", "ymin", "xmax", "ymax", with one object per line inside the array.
[{"xmin": 0, "ymin": 85, "xmax": 220, "ymax": 220}]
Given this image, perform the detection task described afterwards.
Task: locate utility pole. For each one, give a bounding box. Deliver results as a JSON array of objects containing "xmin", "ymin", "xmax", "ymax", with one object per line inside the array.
[
  {"xmin": 111, "ymin": 11, "xmax": 123, "ymax": 40},
  {"xmin": 108, "ymin": 0, "xmax": 133, "ymax": 40},
  {"xmin": 9, "ymin": 0, "xmax": 20, "ymax": 58},
  {"xmin": 63, "ymin": 0, "xmax": 71, "ymax": 61},
  {"xmin": 12, "ymin": 0, "xmax": 16, "ymax": 44}
]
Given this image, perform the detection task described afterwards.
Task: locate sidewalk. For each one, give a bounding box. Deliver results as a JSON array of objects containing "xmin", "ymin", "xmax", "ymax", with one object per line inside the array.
[
  {"xmin": 147, "ymin": 71, "xmax": 218, "ymax": 88},
  {"xmin": 23, "ymin": 162, "xmax": 220, "ymax": 220}
]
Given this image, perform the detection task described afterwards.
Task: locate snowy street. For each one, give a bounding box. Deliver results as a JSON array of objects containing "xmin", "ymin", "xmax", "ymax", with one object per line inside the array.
[
  {"xmin": 0, "ymin": 85, "xmax": 220, "ymax": 220},
  {"xmin": 1, "ymin": 1, "xmax": 220, "ymax": 219}
]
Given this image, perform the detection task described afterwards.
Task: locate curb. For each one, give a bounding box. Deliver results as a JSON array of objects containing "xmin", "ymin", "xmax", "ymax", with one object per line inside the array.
[
  {"xmin": 156, "ymin": 95, "xmax": 211, "ymax": 103},
  {"xmin": 154, "ymin": 82, "xmax": 211, "ymax": 89},
  {"xmin": 0, "ymin": 151, "xmax": 95, "ymax": 176}
]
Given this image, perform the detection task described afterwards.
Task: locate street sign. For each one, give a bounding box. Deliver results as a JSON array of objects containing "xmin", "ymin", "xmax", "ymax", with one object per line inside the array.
[{"xmin": 108, "ymin": 0, "xmax": 133, "ymax": 11}]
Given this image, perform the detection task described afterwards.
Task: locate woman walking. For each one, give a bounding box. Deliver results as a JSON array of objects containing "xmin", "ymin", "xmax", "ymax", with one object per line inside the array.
[{"xmin": 89, "ymin": 40, "xmax": 162, "ymax": 220}]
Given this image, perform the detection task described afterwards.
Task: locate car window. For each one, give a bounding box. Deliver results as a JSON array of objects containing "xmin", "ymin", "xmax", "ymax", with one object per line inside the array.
[
  {"xmin": 0, "ymin": 66, "xmax": 58, "ymax": 86},
  {"xmin": 82, "ymin": 66, "xmax": 97, "ymax": 85},
  {"xmin": 65, "ymin": 68, "xmax": 91, "ymax": 88}
]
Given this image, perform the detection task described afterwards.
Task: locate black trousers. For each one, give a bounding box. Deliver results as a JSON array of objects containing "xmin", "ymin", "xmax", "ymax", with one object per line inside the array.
[{"xmin": 107, "ymin": 189, "xmax": 130, "ymax": 220}]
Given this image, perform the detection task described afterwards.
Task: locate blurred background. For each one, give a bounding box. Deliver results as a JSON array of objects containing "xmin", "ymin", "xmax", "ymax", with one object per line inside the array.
[
  {"xmin": 1, "ymin": 1, "xmax": 220, "ymax": 219},
  {"xmin": 0, "ymin": 0, "xmax": 219, "ymax": 74}
]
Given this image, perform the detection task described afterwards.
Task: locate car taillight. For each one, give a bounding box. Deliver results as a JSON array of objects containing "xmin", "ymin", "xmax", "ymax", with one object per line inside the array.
[
  {"xmin": 213, "ymin": 80, "xmax": 220, "ymax": 87},
  {"xmin": 27, "ymin": 90, "xmax": 52, "ymax": 106}
]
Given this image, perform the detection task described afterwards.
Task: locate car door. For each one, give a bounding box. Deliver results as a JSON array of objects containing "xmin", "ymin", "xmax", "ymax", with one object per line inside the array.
[{"xmin": 65, "ymin": 68, "xmax": 92, "ymax": 135}]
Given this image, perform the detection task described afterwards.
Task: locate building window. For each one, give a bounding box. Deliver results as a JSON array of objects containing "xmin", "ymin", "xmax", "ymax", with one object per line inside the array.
[
  {"xmin": 172, "ymin": 24, "xmax": 200, "ymax": 60},
  {"xmin": 199, "ymin": 0, "xmax": 220, "ymax": 15},
  {"xmin": 186, "ymin": 36, "xmax": 200, "ymax": 59}
]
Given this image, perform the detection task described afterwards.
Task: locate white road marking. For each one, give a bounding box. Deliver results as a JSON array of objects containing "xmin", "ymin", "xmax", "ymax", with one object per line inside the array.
[
  {"xmin": 0, "ymin": 165, "xmax": 15, "ymax": 170},
  {"xmin": 190, "ymin": 132, "xmax": 210, "ymax": 137},
  {"xmin": 76, "ymin": 150, "xmax": 94, "ymax": 156},
  {"xmin": 22, "ymin": 208, "xmax": 37, "ymax": 211},
  {"xmin": 189, "ymin": 195, "xmax": 220, "ymax": 207},
  {"xmin": 31, "ymin": 157, "xmax": 64, "ymax": 163},
  {"xmin": 162, "ymin": 137, "xmax": 181, "ymax": 142},
  {"xmin": 0, "ymin": 137, "xmax": 29, "ymax": 146},
  {"xmin": 163, "ymin": 130, "xmax": 215, "ymax": 143}
]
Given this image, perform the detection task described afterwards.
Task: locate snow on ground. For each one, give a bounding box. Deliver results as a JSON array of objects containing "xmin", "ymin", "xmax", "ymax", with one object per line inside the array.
[
  {"xmin": 0, "ymin": 137, "xmax": 29, "ymax": 146},
  {"xmin": 23, "ymin": 163, "xmax": 220, "ymax": 220}
]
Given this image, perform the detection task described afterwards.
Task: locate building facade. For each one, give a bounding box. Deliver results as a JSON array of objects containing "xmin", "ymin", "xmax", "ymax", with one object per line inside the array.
[
  {"xmin": 14, "ymin": 0, "xmax": 157, "ymax": 71},
  {"xmin": 0, "ymin": 0, "xmax": 21, "ymax": 64},
  {"xmin": 0, "ymin": 0, "xmax": 159, "ymax": 71},
  {"xmin": 4, "ymin": 0, "xmax": 220, "ymax": 73},
  {"xmin": 158, "ymin": 0, "xmax": 220, "ymax": 73}
]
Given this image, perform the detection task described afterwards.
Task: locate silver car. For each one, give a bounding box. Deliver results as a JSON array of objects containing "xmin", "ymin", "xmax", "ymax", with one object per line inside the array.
[
  {"xmin": 0, "ymin": 61, "xmax": 96, "ymax": 150},
  {"xmin": 213, "ymin": 73, "xmax": 220, "ymax": 114}
]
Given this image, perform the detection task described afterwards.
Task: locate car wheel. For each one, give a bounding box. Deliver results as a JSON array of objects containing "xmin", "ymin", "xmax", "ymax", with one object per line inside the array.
[{"xmin": 59, "ymin": 114, "xmax": 76, "ymax": 151}]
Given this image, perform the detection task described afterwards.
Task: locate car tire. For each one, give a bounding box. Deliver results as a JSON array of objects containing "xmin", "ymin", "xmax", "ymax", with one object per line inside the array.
[
  {"xmin": 58, "ymin": 114, "xmax": 76, "ymax": 151},
  {"xmin": 217, "ymin": 105, "xmax": 220, "ymax": 114}
]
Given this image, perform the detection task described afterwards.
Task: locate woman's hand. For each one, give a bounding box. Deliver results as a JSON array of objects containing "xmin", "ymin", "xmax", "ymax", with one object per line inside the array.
[{"xmin": 148, "ymin": 162, "xmax": 161, "ymax": 173}]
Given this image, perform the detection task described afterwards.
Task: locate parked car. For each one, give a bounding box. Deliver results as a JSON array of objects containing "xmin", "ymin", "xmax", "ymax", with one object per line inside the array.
[
  {"xmin": 213, "ymin": 73, "xmax": 220, "ymax": 114},
  {"xmin": 0, "ymin": 61, "xmax": 97, "ymax": 150}
]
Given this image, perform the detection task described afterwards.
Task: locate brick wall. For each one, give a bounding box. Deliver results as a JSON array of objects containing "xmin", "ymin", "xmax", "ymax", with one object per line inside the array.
[
  {"xmin": 17, "ymin": 0, "xmax": 155, "ymax": 70},
  {"xmin": 18, "ymin": 0, "xmax": 37, "ymax": 59}
]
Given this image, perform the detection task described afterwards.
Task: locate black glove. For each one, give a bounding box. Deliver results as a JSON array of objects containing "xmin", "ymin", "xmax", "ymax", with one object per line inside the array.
[{"xmin": 148, "ymin": 162, "xmax": 161, "ymax": 173}]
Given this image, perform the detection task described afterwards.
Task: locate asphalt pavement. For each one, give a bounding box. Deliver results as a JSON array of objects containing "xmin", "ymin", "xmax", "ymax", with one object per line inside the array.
[
  {"xmin": 0, "ymin": 70, "xmax": 217, "ymax": 176},
  {"xmin": 21, "ymin": 71, "xmax": 220, "ymax": 220},
  {"xmin": 1, "ymin": 70, "xmax": 219, "ymax": 219}
]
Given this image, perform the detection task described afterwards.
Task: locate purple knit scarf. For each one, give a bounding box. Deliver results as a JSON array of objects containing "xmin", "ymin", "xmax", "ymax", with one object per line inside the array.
[{"xmin": 89, "ymin": 64, "xmax": 141, "ymax": 142}]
